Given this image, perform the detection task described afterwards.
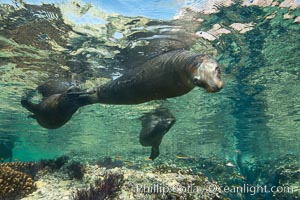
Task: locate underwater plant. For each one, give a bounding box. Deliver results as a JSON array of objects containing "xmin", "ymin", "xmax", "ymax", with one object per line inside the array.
[
  {"xmin": 39, "ymin": 155, "xmax": 69, "ymax": 171},
  {"xmin": 65, "ymin": 161, "xmax": 86, "ymax": 180},
  {"xmin": 71, "ymin": 185, "xmax": 106, "ymax": 200},
  {"xmin": 71, "ymin": 173, "xmax": 124, "ymax": 200}
]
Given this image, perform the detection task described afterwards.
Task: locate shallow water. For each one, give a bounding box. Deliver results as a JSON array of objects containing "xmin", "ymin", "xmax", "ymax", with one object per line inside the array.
[{"xmin": 0, "ymin": 0, "xmax": 300, "ymax": 199}]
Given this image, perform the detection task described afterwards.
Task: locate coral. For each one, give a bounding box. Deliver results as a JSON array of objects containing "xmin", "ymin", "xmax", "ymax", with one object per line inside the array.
[
  {"xmin": 0, "ymin": 165, "xmax": 36, "ymax": 199},
  {"xmin": 71, "ymin": 173, "xmax": 124, "ymax": 200},
  {"xmin": 0, "ymin": 162, "xmax": 39, "ymax": 178}
]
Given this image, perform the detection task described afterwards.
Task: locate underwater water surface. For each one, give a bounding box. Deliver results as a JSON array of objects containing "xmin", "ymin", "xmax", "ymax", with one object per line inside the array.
[{"xmin": 0, "ymin": 0, "xmax": 299, "ymax": 199}]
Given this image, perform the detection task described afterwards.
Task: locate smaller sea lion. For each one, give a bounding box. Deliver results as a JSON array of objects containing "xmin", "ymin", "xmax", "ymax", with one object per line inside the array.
[
  {"xmin": 21, "ymin": 85, "xmax": 94, "ymax": 129},
  {"xmin": 139, "ymin": 108, "xmax": 176, "ymax": 160}
]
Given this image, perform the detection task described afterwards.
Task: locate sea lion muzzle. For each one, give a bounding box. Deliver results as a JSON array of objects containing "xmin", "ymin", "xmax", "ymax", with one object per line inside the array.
[
  {"xmin": 191, "ymin": 56, "xmax": 224, "ymax": 93},
  {"xmin": 192, "ymin": 77, "xmax": 224, "ymax": 93}
]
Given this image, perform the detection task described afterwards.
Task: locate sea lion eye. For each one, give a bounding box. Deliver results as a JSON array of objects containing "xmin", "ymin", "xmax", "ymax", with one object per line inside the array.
[{"xmin": 215, "ymin": 66, "xmax": 221, "ymax": 74}]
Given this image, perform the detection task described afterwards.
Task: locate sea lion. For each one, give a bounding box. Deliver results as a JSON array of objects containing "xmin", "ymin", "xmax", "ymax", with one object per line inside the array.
[
  {"xmin": 21, "ymin": 49, "xmax": 224, "ymax": 129},
  {"xmin": 21, "ymin": 86, "xmax": 93, "ymax": 129},
  {"xmin": 139, "ymin": 107, "xmax": 176, "ymax": 160},
  {"xmin": 86, "ymin": 49, "xmax": 223, "ymax": 104}
]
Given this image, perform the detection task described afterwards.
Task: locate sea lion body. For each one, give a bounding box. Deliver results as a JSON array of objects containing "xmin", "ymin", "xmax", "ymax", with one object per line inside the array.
[
  {"xmin": 139, "ymin": 108, "xmax": 176, "ymax": 160},
  {"xmin": 95, "ymin": 50, "xmax": 194, "ymax": 104},
  {"xmin": 89, "ymin": 50, "xmax": 223, "ymax": 105}
]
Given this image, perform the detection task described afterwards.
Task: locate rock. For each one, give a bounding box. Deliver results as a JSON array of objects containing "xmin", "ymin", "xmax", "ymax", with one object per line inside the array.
[
  {"xmin": 230, "ymin": 22, "xmax": 255, "ymax": 33},
  {"xmin": 283, "ymin": 13, "xmax": 293, "ymax": 19},
  {"xmin": 295, "ymin": 16, "xmax": 300, "ymax": 23},
  {"xmin": 242, "ymin": 0, "xmax": 273, "ymax": 7},
  {"xmin": 279, "ymin": 0, "xmax": 300, "ymax": 9}
]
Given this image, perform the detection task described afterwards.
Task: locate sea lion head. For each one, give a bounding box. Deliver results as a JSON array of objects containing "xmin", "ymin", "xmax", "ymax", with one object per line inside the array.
[{"xmin": 190, "ymin": 55, "xmax": 224, "ymax": 93}]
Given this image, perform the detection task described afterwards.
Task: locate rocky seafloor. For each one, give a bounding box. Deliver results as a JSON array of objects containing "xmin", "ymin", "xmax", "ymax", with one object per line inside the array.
[
  {"xmin": 0, "ymin": 154, "xmax": 299, "ymax": 200},
  {"xmin": 1, "ymin": 156, "xmax": 222, "ymax": 200}
]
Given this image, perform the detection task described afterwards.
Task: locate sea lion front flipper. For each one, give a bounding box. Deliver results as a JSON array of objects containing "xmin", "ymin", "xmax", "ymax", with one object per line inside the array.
[
  {"xmin": 149, "ymin": 146, "xmax": 160, "ymax": 160},
  {"xmin": 21, "ymin": 99, "xmax": 39, "ymax": 114}
]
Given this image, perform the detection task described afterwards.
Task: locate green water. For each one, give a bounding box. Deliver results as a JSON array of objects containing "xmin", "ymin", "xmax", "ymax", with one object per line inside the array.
[{"xmin": 0, "ymin": 1, "xmax": 299, "ymax": 198}]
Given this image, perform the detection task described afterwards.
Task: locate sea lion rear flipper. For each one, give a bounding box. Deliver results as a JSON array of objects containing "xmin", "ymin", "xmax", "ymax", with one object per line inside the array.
[
  {"xmin": 67, "ymin": 89, "xmax": 95, "ymax": 97},
  {"xmin": 67, "ymin": 88, "xmax": 96, "ymax": 106},
  {"xmin": 65, "ymin": 85, "xmax": 93, "ymax": 95},
  {"xmin": 149, "ymin": 146, "xmax": 160, "ymax": 160}
]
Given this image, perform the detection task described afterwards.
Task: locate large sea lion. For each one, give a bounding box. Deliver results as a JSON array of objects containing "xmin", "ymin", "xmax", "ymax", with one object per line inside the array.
[
  {"xmin": 21, "ymin": 49, "xmax": 224, "ymax": 129},
  {"xmin": 139, "ymin": 107, "xmax": 176, "ymax": 160}
]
